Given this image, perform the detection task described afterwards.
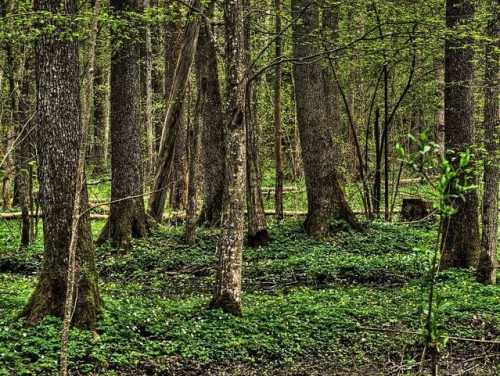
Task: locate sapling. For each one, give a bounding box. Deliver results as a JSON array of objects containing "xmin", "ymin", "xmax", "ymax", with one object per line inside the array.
[{"xmin": 396, "ymin": 130, "xmax": 477, "ymax": 375}]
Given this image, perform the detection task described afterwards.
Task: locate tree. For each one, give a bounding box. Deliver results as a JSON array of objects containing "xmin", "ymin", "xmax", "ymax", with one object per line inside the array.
[
  {"xmin": 196, "ymin": 6, "xmax": 225, "ymax": 227},
  {"xmin": 149, "ymin": 0, "xmax": 202, "ymax": 222},
  {"xmin": 210, "ymin": 0, "xmax": 246, "ymax": 316},
  {"xmin": 477, "ymin": 0, "xmax": 498, "ymax": 284},
  {"xmin": 274, "ymin": 0, "xmax": 284, "ymax": 220},
  {"xmin": 98, "ymin": 0, "xmax": 149, "ymax": 251},
  {"xmin": 291, "ymin": 0, "xmax": 362, "ymax": 238},
  {"xmin": 440, "ymin": 0, "xmax": 480, "ymax": 269},
  {"xmin": 20, "ymin": 0, "xmax": 101, "ymax": 329},
  {"xmin": 244, "ymin": 0, "xmax": 269, "ymax": 247}
]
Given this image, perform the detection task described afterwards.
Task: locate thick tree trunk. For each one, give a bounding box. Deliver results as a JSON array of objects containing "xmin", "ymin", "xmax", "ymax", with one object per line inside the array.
[
  {"xmin": 21, "ymin": 0, "xmax": 101, "ymax": 329},
  {"xmin": 98, "ymin": 0, "xmax": 149, "ymax": 251},
  {"xmin": 196, "ymin": 11, "xmax": 225, "ymax": 227},
  {"xmin": 291, "ymin": 0, "xmax": 362, "ymax": 238},
  {"xmin": 440, "ymin": 0, "xmax": 480, "ymax": 270},
  {"xmin": 477, "ymin": 0, "xmax": 498, "ymax": 285},
  {"xmin": 149, "ymin": 0, "xmax": 201, "ymax": 221},
  {"xmin": 244, "ymin": 0, "xmax": 269, "ymax": 247},
  {"xmin": 210, "ymin": 0, "xmax": 246, "ymax": 316}
]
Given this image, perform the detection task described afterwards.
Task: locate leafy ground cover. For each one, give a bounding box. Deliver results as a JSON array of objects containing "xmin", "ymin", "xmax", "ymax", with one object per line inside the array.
[{"xmin": 0, "ymin": 218, "xmax": 499, "ymax": 375}]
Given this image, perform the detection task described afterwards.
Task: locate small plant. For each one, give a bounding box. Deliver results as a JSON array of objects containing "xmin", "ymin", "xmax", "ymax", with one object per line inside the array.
[{"xmin": 396, "ymin": 130, "xmax": 477, "ymax": 375}]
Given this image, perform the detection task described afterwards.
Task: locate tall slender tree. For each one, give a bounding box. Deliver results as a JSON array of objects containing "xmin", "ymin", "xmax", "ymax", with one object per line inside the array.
[
  {"xmin": 291, "ymin": 0, "xmax": 362, "ymax": 238},
  {"xmin": 244, "ymin": 0, "xmax": 269, "ymax": 247},
  {"xmin": 477, "ymin": 0, "xmax": 499, "ymax": 284},
  {"xmin": 98, "ymin": 0, "xmax": 149, "ymax": 250},
  {"xmin": 21, "ymin": 0, "xmax": 101, "ymax": 329},
  {"xmin": 440, "ymin": 0, "xmax": 480, "ymax": 269},
  {"xmin": 210, "ymin": 0, "xmax": 246, "ymax": 316}
]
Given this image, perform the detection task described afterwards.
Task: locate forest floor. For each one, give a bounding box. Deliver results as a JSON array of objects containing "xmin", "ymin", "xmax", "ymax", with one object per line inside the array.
[{"xmin": 0, "ymin": 217, "xmax": 499, "ymax": 375}]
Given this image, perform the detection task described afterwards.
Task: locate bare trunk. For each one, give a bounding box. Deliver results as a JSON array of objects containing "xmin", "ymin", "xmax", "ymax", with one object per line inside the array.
[
  {"xmin": 274, "ymin": 0, "xmax": 284, "ymax": 220},
  {"xmin": 244, "ymin": 0, "xmax": 269, "ymax": 247},
  {"xmin": 477, "ymin": 0, "xmax": 498, "ymax": 285},
  {"xmin": 149, "ymin": 0, "xmax": 202, "ymax": 221},
  {"xmin": 291, "ymin": 0, "xmax": 363, "ymax": 238},
  {"xmin": 98, "ymin": 0, "xmax": 149, "ymax": 252},
  {"xmin": 440, "ymin": 0, "xmax": 480, "ymax": 270},
  {"xmin": 210, "ymin": 0, "xmax": 246, "ymax": 316},
  {"xmin": 184, "ymin": 84, "xmax": 201, "ymax": 246},
  {"xmin": 21, "ymin": 0, "xmax": 101, "ymax": 330},
  {"xmin": 196, "ymin": 7, "xmax": 225, "ymax": 227}
]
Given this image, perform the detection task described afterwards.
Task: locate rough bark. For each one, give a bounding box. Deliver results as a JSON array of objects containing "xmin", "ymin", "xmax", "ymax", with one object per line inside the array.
[
  {"xmin": 144, "ymin": 0, "xmax": 154, "ymax": 190},
  {"xmin": 20, "ymin": 0, "xmax": 101, "ymax": 329},
  {"xmin": 184, "ymin": 86, "xmax": 201, "ymax": 246},
  {"xmin": 149, "ymin": 0, "xmax": 202, "ymax": 221},
  {"xmin": 477, "ymin": 0, "xmax": 498, "ymax": 285},
  {"xmin": 166, "ymin": 6, "xmax": 189, "ymax": 211},
  {"xmin": 244, "ymin": 0, "xmax": 269, "ymax": 247},
  {"xmin": 440, "ymin": 0, "xmax": 480, "ymax": 270},
  {"xmin": 196, "ymin": 10, "xmax": 225, "ymax": 227},
  {"xmin": 98, "ymin": 0, "xmax": 149, "ymax": 251},
  {"xmin": 210, "ymin": 0, "xmax": 246, "ymax": 316},
  {"xmin": 291, "ymin": 0, "xmax": 362, "ymax": 238}
]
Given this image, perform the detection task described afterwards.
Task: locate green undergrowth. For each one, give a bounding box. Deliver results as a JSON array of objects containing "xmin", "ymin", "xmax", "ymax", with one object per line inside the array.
[{"xmin": 0, "ymin": 218, "xmax": 499, "ymax": 375}]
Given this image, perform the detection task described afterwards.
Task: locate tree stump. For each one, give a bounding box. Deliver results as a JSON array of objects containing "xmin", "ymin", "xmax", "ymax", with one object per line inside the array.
[{"xmin": 401, "ymin": 198, "xmax": 432, "ymax": 221}]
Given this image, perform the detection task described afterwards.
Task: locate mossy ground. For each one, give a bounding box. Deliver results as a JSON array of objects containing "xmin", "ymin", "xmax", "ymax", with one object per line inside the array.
[{"xmin": 0, "ymin": 217, "xmax": 499, "ymax": 375}]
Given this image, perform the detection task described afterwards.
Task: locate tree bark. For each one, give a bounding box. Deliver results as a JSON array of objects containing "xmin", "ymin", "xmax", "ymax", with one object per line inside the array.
[
  {"xmin": 291, "ymin": 0, "xmax": 362, "ymax": 238},
  {"xmin": 21, "ymin": 0, "xmax": 101, "ymax": 330},
  {"xmin": 477, "ymin": 0, "xmax": 498, "ymax": 285},
  {"xmin": 98, "ymin": 0, "xmax": 149, "ymax": 251},
  {"xmin": 244, "ymin": 0, "xmax": 269, "ymax": 247},
  {"xmin": 184, "ymin": 84, "xmax": 201, "ymax": 246},
  {"xmin": 274, "ymin": 0, "xmax": 284, "ymax": 220},
  {"xmin": 210, "ymin": 0, "xmax": 246, "ymax": 316},
  {"xmin": 196, "ymin": 8, "xmax": 225, "ymax": 227},
  {"xmin": 149, "ymin": 0, "xmax": 202, "ymax": 221},
  {"xmin": 440, "ymin": 0, "xmax": 480, "ymax": 269}
]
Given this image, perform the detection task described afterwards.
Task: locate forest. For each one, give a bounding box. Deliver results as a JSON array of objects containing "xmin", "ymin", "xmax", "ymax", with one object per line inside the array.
[{"xmin": 0, "ymin": 0, "xmax": 498, "ymax": 375}]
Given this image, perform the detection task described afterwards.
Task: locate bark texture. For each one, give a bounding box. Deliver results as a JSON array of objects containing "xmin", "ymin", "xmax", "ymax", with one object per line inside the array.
[
  {"xmin": 149, "ymin": 0, "xmax": 201, "ymax": 221},
  {"xmin": 274, "ymin": 0, "xmax": 284, "ymax": 220},
  {"xmin": 21, "ymin": 0, "xmax": 101, "ymax": 329},
  {"xmin": 244, "ymin": 0, "xmax": 269, "ymax": 247},
  {"xmin": 99, "ymin": 0, "xmax": 149, "ymax": 251},
  {"xmin": 210, "ymin": 0, "xmax": 246, "ymax": 316},
  {"xmin": 440, "ymin": 0, "xmax": 480, "ymax": 270},
  {"xmin": 477, "ymin": 0, "xmax": 499, "ymax": 284},
  {"xmin": 196, "ymin": 11, "xmax": 225, "ymax": 227},
  {"xmin": 291, "ymin": 0, "xmax": 362, "ymax": 238}
]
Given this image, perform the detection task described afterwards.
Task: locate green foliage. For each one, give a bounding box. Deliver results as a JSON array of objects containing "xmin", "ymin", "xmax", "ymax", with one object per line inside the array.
[{"xmin": 1, "ymin": 218, "xmax": 499, "ymax": 374}]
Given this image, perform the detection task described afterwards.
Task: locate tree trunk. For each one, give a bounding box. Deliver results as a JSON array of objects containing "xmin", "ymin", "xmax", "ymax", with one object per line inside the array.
[
  {"xmin": 244, "ymin": 0, "xmax": 269, "ymax": 247},
  {"xmin": 291, "ymin": 0, "xmax": 362, "ymax": 238},
  {"xmin": 184, "ymin": 84, "xmax": 201, "ymax": 246},
  {"xmin": 440, "ymin": 0, "xmax": 480, "ymax": 270},
  {"xmin": 149, "ymin": 0, "xmax": 202, "ymax": 221},
  {"xmin": 196, "ymin": 8, "xmax": 225, "ymax": 227},
  {"xmin": 143, "ymin": 0, "xmax": 154, "ymax": 190},
  {"xmin": 477, "ymin": 0, "xmax": 498, "ymax": 285},
  {"xmin": 21, "ymin": 0, "xmax": 101, "ymax": 330},
  {"xmin": 274, "ymin": 0, "xmax": 284, "ymax": 220},
  {"xmin": 98, "ymin": 0, "xmax": 149, "ymax": 252},
  {"xmin": 92, "ymin": 58, "xmax": 109, "ymax": 175},
  {"xmin": 210, "ymin": 0, "xmax": 246, "ymax": 316},
  {"xmin": 16, "ymin": 55, "xmax": 34, "ymax": 248}
]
